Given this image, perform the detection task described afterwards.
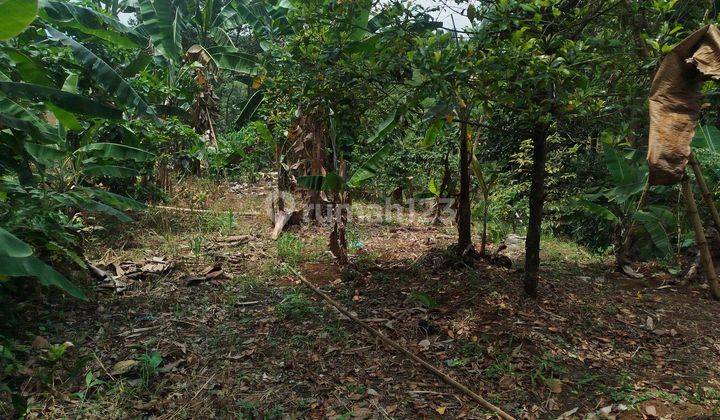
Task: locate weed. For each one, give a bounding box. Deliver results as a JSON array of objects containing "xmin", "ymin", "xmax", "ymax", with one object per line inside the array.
[
  {"xmin": 190, "ymin": 235, "xmax": 205, "ymax": 260},
  {"xmin": 320, "ymin": 323, "xmax": 350, "ymax": 343},
  {"xmin": 204, "ymin": 210, "xmax": 237, "ymax": 234},
  {"xmin": 74, "ymin": 371, "xmax": 105, "ymax": 412},
  {"xmin": 345, "ymin": 383, "xmax": 367, "ymax": 394},
  {"xmin": 138, "ymin": 351, "xmax": 163, "ymax": 388},
  {"xmin": 412, "ymin": 291, "xmax": 439, "ymax": 309},
  {"xmin": 529, "ymin": 352, "xmax": 567, "ymax": 386},
  {"xmin": 232, "ymin": 273, "xmax": 265, "ymax": 294},
  {"xmin": 275, "ymin": 292, "xmax": 315, "ymax": 319},
  {"xmin": 633, "ymin": 349, "xmax": 653, "ymax": 364},
  {"xmin": 577, "ymin": 372, "xmax": 600, "ymax": 386},
  {"xmin": 265, "ymin": 404, "xmax": 285, "ymax": 419},
  {"xmin": 606, "ymin": 371, "xmax": 635, "ymax": 403},
  {"xmin": 277, "ymin": 234, "xmax": 304, "ymax": 265},
  {"xmin": 290, "ymin": 334, "xmax": 310, "ymax": 347},
  {"xmin": 604, "ymin": 303, "xmax": 619, "ymax": 316},
  {"xmin": 484, "ymin": 357, "xmax": 515, "ymax": 379},
  {"xmin": 460, "ymin": 341, "xmax": 485, "ymax": 359},
  {"xmin": 236, "ymin": 399, "xmax": 259, "ymax": 419}
]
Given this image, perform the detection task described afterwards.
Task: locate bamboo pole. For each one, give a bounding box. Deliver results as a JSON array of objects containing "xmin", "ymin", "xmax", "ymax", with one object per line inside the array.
[
  {"xmin": 688, "ymin": 152, "xmax": 720, "ymax": 231},
  {"xmin": 285, "ymin": 265, "xmax": 516, "ymax": 420},
  {"xmin": 681, "ymin": 176, "xmax": 720, "ymax": 300}
]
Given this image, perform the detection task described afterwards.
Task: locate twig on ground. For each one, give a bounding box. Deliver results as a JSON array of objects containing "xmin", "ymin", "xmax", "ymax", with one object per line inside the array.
[
  {"xmin": 93, "ymin": 352, "xmax": 115, "ymax": 382},
  {"xmin": 286, "ymin": 264, "xmax": 516, "ymax": 420}
]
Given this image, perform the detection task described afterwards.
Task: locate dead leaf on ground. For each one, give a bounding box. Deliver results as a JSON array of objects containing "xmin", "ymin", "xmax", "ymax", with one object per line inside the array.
[{"xmin": 111, "ymin": 360, "xmax": 139, "ymax": 376}]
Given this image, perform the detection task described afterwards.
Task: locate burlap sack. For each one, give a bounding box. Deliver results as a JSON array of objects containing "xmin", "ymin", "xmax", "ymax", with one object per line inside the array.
[{"xmin": 648, "ymin": 25, "xmax": 720, "ymax": 185}]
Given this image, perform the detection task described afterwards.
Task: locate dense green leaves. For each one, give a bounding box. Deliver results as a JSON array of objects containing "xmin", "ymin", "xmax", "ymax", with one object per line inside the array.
[
  {"xmin": 46, "ymin": 26, "xmax": 157, "ymax": 119},
  {"xmin": 0, "ymin": 81, "xmax": 123, "ymax": 119},
  {"xmin": 138, "ymin": 0, "xmax": 183, "ymax": 62},
  {"xmin": 40, "ymin": 0, "xmax": 141, "ymax": 48},
  {"xmin": 693, "ymin": 124, "xmax": 720, "ymax": 153}
]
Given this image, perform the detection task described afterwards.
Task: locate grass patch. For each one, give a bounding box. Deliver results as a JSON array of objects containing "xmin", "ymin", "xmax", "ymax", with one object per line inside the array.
[
  {"xmin": 275, "ymin": 291, "xmax": 315, "ymax": 319},
  {"xmin": 277, "ymin": 233, "xmax": 304, "ymax": 265}
]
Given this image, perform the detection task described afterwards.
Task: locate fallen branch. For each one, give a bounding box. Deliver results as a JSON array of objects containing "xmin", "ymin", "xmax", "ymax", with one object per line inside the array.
[
  {"xmin": 285, "ymin": 264, "xmax": 515, "ymax": 420},
  {"xmin": 150, "ymin": 205, "xmax": 259, "ymax": 217}
]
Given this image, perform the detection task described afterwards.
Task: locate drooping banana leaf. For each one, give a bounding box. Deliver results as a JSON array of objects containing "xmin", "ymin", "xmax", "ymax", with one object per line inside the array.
[
  {"xmin": 24, "ymin": 142, "xmax": 66, "ymax": 165},
  {"xmin": 40, "ymin": 0, "xmax": 142, "ymax": 48},
  {"xmin": 347, "ymin": 143, "xmax": 392, "ymax": 188},
  {"xmin": 0, "ymin": 227, "xmax": 33, "ymax": 258},
  {"xmin": 635, "ymin": 207, "xmax": 673, "ymax": 256},
  {"xmin": 138, "ymin": 0, "xmax": 183, "ymax": 63},
  {"xmin": 0, "ymin": 95, "xmax": 59, "ymax": 143},
  {"xmin": 76, "ymin": 142, "xmax": 155, "ymax": 162},
  {"xmin": 46, "ymin": 26, "xmax": 157, "ymax": 119},
  {"xmin": 0, "ymin": 255, "xmax": 87, "ymax": 300},
  {"xmin": 693, "ymin": 124, "xmax": 720, "ymax": 153},
  {"xmin": 234, "ymin": 90, "xmax": 263, "ymax": 128},
  {"xmin": 0, "ymin": 0, "xmax": 38, "ymax": 40},
  {"xmin": 206, "ymin": 46, "xmax": 259, "ymax": 74},
  {"xmin": 0, "ymin": 81, "xmax": 123, "ymax": 119},
  {"xmin": 2, "ymin": 48, "xmax": 54, "ymax": 86},
  {"xmin": 79, "ymin": 187, "xmax": 146, "ymax": 211},
  {"xmin": 82, "ymin": 164, "xmax": 139, "ymax": 178}
]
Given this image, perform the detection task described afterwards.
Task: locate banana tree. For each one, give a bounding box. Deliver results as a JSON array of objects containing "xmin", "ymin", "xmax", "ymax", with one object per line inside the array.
[
  {"xmin": 0, "ymin": 1, "xmax": 157, "ymax": 299},
  {"xmin": 135, "ymin": 0, "xmax": 268, "ymax": 143}
]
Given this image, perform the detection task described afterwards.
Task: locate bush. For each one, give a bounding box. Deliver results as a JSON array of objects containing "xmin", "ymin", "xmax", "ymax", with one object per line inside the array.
[{"xmin": 207, "ymin": 122, "xmax": 274, "ymax": 181}]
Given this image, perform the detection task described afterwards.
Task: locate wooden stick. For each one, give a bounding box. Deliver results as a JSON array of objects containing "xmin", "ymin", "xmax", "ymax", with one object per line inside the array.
[
  {"xmin": 286, "ymin": 265, "xmax": 516, "ymax": 420},
  {"xmin": 150, "ymin": 205, "xmax": 259, "ymax": 217},
  {"xmin": 688, "ymin": 152, "xmax": 720, "ymax": 231},
  {"xmin": 681, "ymin": 176, "xmax": 720, "ymax": 300}
]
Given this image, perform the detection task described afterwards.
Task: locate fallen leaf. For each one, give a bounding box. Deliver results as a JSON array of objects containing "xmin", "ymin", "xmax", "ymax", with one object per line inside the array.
[
  {"xmin": 646, "ymin": 405, "xmax": 657, "ymax": 417},
  {"xmin": 32, "ymin": 336, "xmax": 49, "ymax": 350},
  {"xmin": 436, "ymin": 406, "xmax": 447, "ymax": 415},
  {"xmin": 545, "ymin": 378, "xmax": 562, "ymax": 393},
  {"xmin": 111, "ymin": 360, "xmax": 138, "ymax": 376}
]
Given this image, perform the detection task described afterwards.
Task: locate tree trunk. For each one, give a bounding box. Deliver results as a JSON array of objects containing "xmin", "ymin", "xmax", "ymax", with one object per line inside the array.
[
  {"xmin": 457, "ymin": 106, "xmax": 473, "ymax": 253},
  {"xmin": 329, "ymin": 159, "xmax": 349, "ymax": 264},
  {"xmin": 480, "ymin": 192, "xmax": 489, "ymax": 256},
  {"xmin": 523, "ymin": 124, "xmax": 549, "ymax": 297}
]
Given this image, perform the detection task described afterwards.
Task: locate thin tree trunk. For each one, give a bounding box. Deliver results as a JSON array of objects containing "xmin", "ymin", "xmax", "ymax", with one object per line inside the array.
[
  {"xmin": 480, "ymin": 192, "xmax": 489, "ymax": 256},
  {"xmin": 523, "ymin": 124, "xmax": 549, "ymax": 297},
  {"xmin": 457, "ymin": 106, "xmax": 472, "ymax": 253},
  {"xmin": 688, "ymin": 152, "xmax": 720, "ymax": 231},
  {"xmin": 681, "ymin": 176, "xmax": 720, "ymax": 300}
]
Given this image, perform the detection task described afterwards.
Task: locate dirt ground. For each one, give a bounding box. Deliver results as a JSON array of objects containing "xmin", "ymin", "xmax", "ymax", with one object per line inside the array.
[{"xmin": 3, "ymin": 180, "xmax": 720, "ymax": 419}]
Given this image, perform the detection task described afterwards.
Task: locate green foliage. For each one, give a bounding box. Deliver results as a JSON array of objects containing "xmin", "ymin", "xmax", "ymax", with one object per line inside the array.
[
  {"xmin": 276, "ymin": 233, "xmax": 303, "ymax": 265},
  {"xmin": 0, "ymin": 0, "xmax": 38, "ymax": 40},
  {"xmin": 208, "ymin": 122, "xmax": 273, "ymax": 180},
  {"xmin": 275, "ymin": 291, "xmax": 315, "ymax": 320}
]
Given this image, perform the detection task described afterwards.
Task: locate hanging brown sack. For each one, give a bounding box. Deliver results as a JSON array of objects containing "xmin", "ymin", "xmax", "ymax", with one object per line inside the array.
[{"xmin": 648, "ymin": 25, "xmax": 720, "ymax": 185}]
